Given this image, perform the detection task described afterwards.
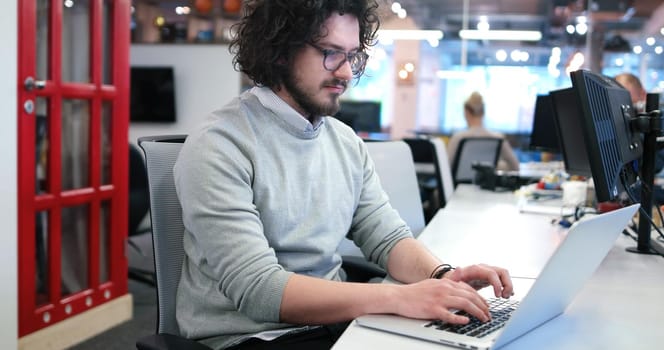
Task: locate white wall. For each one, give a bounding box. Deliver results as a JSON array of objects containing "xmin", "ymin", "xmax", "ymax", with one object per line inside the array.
[
  {"xmin": 0, "ymin": 1, "xmax": 18, "ymax": 348},
  {"xmin": 129, "ymin": 44, "xmax": 241, "ymax": 144}
]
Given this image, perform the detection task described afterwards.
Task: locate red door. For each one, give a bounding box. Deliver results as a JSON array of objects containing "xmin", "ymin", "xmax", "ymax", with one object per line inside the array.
[{"xmin": 17, "ymin": 0, "xmax": 130, "ymax": 336}]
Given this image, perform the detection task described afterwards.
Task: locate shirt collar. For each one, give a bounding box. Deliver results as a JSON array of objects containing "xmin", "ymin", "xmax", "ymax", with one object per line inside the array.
[{"xmin": 251, "ymin": 86, "xmax": 325, "ymax": 133}]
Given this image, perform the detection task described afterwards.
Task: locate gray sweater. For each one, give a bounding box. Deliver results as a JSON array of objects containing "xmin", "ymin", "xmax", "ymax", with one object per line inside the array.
[{"xmin": 174, "ymin": 87, "xmax": 412, "ymax": 349}]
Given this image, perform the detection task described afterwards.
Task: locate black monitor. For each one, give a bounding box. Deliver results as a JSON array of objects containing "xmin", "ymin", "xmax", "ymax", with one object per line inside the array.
[
  {"xmin": 529, "ymin": 94, "xmax": 561, "ymax": 152},
  {"xmin": 568, "ymin": 69, "xmax": 664, "ymax": 256},
  {"xmin": 569, "ymin": 69, "xmax": 642, "ymax": 203},
  {"xmin": 334, "ymin": 101, "xmax": 381, "ymax": 133},
  {"xmin": 130, "ymin": 66, "xmax": 177, "ymax": 123},
  {"xmin": 549, "ymin": 87, "xmax": 591, "ymax": 177}
]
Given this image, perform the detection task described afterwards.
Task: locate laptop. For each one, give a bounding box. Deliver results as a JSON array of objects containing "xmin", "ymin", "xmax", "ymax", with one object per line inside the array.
[{"xmin": 356, "ymin": 203, "xmax": 639, "ymax": 350}]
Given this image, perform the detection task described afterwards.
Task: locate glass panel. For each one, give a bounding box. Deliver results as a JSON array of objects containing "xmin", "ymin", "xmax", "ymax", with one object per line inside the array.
[
  {"xmin": 36, "ymin": 0, "xmax": 50, "ymax": 80},
  {"xmin": 61, "ymin": 99, "xmax": 90, "ymax": 190},
  {"xmin": 102, "ymin": 0, "xmax": 112, "ymax": 84},
  {"xmin": 101, "ymin": 101, "xmax": 112, "ymax": 185},
  {"xmin": 99, "ymin": 201, "xmax": 110, "ymax": 283},
  {"xmin": 62, "ymin": 0, "xmax": 90, "ymax": 83},
  {"xmin": 35, "ymin": 97, "xmax": 50, "ymax": 194},
  {"xmin": 35, "ymin": 211, "xmax": 49, "ymax": 307},
  {"xmin": 61, "ymin": 204, "xmax": 89, "ymax": 295}
]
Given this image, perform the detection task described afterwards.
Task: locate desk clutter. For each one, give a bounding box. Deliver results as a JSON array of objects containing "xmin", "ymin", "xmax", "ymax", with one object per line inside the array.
[{"xmin": 471, "ymin": 162, "xmax": 536, "ymax": 191}]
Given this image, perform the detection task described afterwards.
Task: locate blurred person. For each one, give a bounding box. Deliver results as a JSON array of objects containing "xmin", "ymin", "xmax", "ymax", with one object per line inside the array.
[
  {"xmin": 446, "ymin": 91, "xmax": 520, "ymax": 171},
  {"xmin": 615, "ymin": 72, "xmax": 647, "ymax": 112}
]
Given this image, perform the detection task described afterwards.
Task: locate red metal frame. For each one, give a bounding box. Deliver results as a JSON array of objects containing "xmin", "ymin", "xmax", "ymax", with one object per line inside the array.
[{"xmin": 18, "ymin": 0, "xmax": 130, "ymax": 336}]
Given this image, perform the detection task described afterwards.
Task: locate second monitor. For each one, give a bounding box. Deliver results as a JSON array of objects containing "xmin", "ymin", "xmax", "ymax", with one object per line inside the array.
[{"xmin": 334, "ymin": 100, "xmax": 382, "ymax": 133}]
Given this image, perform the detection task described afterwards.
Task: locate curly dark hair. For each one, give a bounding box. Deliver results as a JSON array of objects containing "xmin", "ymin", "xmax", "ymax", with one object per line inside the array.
[{"xmin": 229, "ymin": 0, "xmax": 380, "ymax": 88}]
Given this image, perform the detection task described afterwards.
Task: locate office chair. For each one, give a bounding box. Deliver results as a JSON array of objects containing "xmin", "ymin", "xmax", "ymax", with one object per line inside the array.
[
  {"xmin": 367, "ymin": 141, "xmax": 425, "ymax": 235},
  {"xmin": 128, "ymin": 143, "xmax": 156, "ymax": 285},
  {"xmin": 136, "ymin": 135, "xmax": 212, "ymax": 350},
  {"xmin": 429, "ymin": 137, "xmax": 455, "ymax": 207},
  {"xmin": 340, "ymin": 141, "xmax": 426, "ymax": 281},
  {"xmin": 451, "ymin": 137, "xmax": 503, "ymax": 187},
  {"xmin": 402, "ymin": 137, "xmax": 454, "ymax": 221},
  {"xmin": 135, "ymin": 135, "xmax": 394, "ymax": 346}
]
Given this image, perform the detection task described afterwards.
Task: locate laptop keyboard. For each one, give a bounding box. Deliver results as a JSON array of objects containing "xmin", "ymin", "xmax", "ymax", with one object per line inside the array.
[{"xmin": 424, "ymin": 298, "xmax": 519, "ymax": 338}]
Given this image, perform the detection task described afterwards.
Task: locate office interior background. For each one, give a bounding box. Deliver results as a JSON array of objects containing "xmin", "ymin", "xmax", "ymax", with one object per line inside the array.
[
  {"xmin": 127, "ymin": 0, "xmax": 664, "ymax": 157},
  {"xmin": 2, "ymin": 0, "xmax": 664, "ymax": 349}
]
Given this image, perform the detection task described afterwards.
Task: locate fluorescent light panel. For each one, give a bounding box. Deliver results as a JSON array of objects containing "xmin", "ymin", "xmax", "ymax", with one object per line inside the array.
[
  {"xmin": 377, "ymin": 29, "xmax": 444, "ymax": 41},
  {"xmin": 459, "ymin": 29, "xmax": 542, "ymax": 41}
]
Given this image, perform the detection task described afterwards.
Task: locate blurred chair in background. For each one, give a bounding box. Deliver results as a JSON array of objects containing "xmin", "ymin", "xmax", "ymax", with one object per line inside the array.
[{"xmin": 451, "ymin": 137, "xmax": 503, "ymax": 187}]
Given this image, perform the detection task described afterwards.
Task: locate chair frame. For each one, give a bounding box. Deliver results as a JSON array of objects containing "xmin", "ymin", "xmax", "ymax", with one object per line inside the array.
[
  {"xmin": 403, "ymin": 138, "xmax": 447, "ymax": 221},
  {"xmin": 451, "ymin": 137, "xmax": 503, "ymax": 187},
  {"xmin": 136, "ymin": 135, "xmax": 212, "ymax": 350}
]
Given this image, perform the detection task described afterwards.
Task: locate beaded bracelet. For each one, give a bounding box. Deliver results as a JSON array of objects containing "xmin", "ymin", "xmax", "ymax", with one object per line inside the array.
[{"xmin": 429, "ymin": 263, "xmax": 456, "ymax": 279}]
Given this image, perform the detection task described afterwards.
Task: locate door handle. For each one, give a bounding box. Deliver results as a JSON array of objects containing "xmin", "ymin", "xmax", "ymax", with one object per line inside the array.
[{"xmin": 24, "ymin": 76, "xmax": 46, "ymax": 91}]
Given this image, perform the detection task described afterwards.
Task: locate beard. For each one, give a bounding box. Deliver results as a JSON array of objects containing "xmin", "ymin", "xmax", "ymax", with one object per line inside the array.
[{"xmin": 282, "ymin": 72, "xmax": 347, "ymax": 117}]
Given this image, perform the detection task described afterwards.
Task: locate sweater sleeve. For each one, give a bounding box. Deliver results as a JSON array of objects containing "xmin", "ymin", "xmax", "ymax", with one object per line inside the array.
[
  {"xmin": 174, "ymin": 122, "xmax": 292, "ymax": 323},
  {"xmin": 346, "ymin": 140, "xmax": 414, "ymax": 269}
]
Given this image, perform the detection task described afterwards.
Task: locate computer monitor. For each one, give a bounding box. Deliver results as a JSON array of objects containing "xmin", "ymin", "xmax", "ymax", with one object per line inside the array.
[
  {"xmin": 549, "ymin": 87, "xmax": 591, "ymax": 177},
  {"xmin": 130, "ymin": 66, "xmax": 177, "ymax": 123},
  {"xmin": 569, "ymin": 69, "xmax": 642, "ymax": 203},
  {"xmin": 334, "ymin": 101, "xmax": 382, "ymax": 133},
  {"xmin": 529, "ymin": 94, "xmax": 561, "ymax": 152}
]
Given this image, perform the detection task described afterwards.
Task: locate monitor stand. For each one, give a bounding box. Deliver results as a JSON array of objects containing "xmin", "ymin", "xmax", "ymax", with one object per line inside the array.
[{"xmin": 627, "ymin": 93, "xmax": 664, "ymax": 255}]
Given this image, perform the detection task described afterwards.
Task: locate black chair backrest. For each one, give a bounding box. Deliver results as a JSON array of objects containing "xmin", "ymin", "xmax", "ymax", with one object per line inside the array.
[
  {"xmin": 129, "ymin": 144, "xmax": 150, "ymax": 235},
  {"xmin": 403, "ymin": 138, "xmax": 447, "ymax": 213},
  {"xmin": 451, "ymin": 137, "xmax": 503, "ymax": 186}
]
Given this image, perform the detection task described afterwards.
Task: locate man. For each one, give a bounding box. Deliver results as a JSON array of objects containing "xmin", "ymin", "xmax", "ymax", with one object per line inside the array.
[
  {"xmin": 446, "ymin": 91, "xmax": 520, "ymax": 171},
  {"xmin": 174, "ymin": 1, "xmax": 513, "ymax": 349}
]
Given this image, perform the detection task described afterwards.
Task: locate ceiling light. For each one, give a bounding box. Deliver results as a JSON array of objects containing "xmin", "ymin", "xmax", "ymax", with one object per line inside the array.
[
  {"xmin": 633, "ymin": 45, "xmax": 643, "ymax": 54},
  {"xmin": 477, "ymin": 16, "xmax": 490, "ymax": 31},
  {"xmin": 655, "ymin": 46, "xmax": 663, "ymax": 55},
  {"xmin": 551, "ymin": 47, "xmax": 561, "ymax": 57},
  {"xmin": 391, "ymin": 2, "xmax": 401, "ymax": 13},
  {"xmin": 397, "ymin": 8, "xmax": 407, "ymax": 19},
  {"xmin": 459, "ymin": 29, "xmax": 542, "ymax": 41},
  {"xmin": 495, "ymin": 49, "xmax": 507, "ymax": 62},
  {"xmin": 646, "ymin": 37, "xmax": 656, "ymax": 46},
  {"xmin": 566, "ymin": 25, "xmax": 575, "ymax": 34},
  {"xmin": 575, "ymin": 22, "xmax": 588, "ymax": 35},
  {"xmin": 377, "ymin": 29, "xmax": 444, "ymax": 43}
]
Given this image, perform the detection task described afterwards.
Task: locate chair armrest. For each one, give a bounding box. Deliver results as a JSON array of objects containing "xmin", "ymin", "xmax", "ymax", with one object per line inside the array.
[
  {"xmin": 136, "ymin": 333, "xmax": 213, "ymax": 350},
  {"xmin": 341, "ymin": 255, "xmax": 386, "ymax": 282}
]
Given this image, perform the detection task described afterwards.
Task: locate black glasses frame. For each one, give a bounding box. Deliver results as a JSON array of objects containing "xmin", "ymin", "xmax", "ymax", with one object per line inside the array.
[{"xmin": 307, "ymin": 43, "xmax": 369, "ymax": 75}]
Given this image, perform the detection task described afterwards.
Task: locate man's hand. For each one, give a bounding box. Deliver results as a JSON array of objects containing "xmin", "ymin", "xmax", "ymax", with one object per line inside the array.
[
  {"xmin": 393, "ymin": 278, "xmax": 491, "ymax": 324},
  {"xmin": 445, "ymin": 264, "xmax": 514, "ymax": 299}
]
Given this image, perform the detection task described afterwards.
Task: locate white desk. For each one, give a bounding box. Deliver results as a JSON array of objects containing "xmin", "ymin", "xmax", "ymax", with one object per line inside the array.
[{"xmin": 333, "ymin": 185, "xmax": 664, "ymax": 350}]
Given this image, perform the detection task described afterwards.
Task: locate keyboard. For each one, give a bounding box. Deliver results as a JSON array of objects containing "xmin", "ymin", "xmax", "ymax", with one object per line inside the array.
[{"xmin": 424, "ymin": 298, "xmax": 519, "ymax": 338}]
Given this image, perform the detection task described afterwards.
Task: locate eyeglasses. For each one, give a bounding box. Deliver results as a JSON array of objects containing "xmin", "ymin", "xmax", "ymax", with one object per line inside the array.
[{"xmin": 307, "ymin": 43, "xmax": 369, "ymax": 75}]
